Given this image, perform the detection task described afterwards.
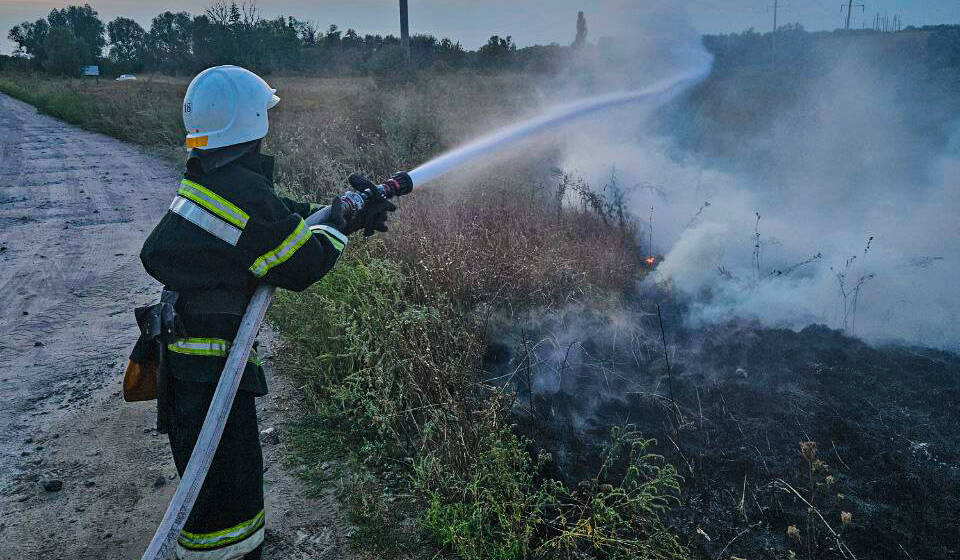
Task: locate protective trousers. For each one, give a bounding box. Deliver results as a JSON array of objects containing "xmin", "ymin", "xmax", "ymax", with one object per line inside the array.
[{"xmin": 168, "ymin": 377, "xmax": 264, "ymax": 560}]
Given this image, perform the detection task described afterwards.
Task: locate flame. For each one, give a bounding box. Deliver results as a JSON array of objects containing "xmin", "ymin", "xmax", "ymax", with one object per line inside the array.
[{"xmin": 645, "ymin": 256, "xmax": 656, "ymax": 266}]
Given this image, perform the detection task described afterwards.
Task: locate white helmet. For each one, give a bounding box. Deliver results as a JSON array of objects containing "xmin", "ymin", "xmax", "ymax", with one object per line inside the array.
[{"xmin": 182, "ymin": 65, "xmax": 280, "ymax": 150}]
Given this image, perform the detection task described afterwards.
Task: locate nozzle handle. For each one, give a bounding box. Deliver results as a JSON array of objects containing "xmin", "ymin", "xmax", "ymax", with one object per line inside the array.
[{"xmin": 305, "ymin": 172, "xmax": 412, "ymax": 226}]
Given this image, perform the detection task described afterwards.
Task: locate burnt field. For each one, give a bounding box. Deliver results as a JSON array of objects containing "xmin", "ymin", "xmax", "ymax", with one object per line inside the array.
[{"xmin": 498, "ymin": 306, "xmax": 960, "ymax": 559}]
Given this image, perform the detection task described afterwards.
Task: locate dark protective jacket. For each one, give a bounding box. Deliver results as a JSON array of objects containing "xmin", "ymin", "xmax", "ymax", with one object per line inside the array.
[{"xmin": 134, "ymin": 141, "xmax": 347, "ymax": 394}]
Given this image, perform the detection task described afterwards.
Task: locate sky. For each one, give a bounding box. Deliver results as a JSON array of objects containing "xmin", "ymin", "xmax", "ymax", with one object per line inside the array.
[{"xmin": 2, "ymin": 0, "xmax": 960, "ymax": 55}]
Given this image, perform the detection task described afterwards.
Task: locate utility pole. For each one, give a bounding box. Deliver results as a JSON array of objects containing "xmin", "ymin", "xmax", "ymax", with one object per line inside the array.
[
  {"xmin": 399, "ymin": 0, "xmax": 410, "ymax": 61},
  {"xmin": 771, "ymin": 0, "xmax": 778, "ymax": 68},
  {"xmin": 842, "ymin": 0, "xmax": 865, "ymax": 30}
]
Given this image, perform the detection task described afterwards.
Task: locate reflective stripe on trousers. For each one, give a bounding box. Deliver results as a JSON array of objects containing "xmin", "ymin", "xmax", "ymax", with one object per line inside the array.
[{"xmin": 176, "ymin": 509, "xmax": 264, "ymax": 559}]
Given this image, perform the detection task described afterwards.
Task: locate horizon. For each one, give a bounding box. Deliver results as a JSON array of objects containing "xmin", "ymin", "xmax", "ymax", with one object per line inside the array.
[{"xmin": 2, "ymin": 0, "xmax": 960, "ymax": 57}]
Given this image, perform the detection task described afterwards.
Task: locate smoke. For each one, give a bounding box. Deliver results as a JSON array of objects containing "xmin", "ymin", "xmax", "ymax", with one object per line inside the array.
[{"xmin": 556, "ymin": 3, "xmax": 959, "ymax": 350}]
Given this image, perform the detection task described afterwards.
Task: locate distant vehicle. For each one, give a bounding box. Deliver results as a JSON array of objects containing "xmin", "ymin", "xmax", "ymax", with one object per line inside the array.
[{"xmin": 116, "ymin": 74, "xmax": 137, "ymax": 81}]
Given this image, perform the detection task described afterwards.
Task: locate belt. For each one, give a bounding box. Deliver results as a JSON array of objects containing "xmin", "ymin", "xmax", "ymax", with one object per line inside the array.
[{"xmin": 175, "ymin": 288, "xmax": 251, "ymax": 317}]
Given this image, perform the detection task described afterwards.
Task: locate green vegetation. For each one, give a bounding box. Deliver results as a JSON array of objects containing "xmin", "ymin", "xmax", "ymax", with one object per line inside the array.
[{"xmin": 0, "ymin": 73, "xmax": 181, "ymax": 147}]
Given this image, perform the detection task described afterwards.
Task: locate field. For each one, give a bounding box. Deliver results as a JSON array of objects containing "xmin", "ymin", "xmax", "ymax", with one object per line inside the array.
[{"xmin": 1, "ymin": 60, "xmax": 958, "ymax": 560}]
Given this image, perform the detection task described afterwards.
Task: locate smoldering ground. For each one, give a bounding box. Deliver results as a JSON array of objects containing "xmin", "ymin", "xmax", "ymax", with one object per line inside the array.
[{"xmin": 481, "ymin": 4, "xmax": 959, "ymax": 559}]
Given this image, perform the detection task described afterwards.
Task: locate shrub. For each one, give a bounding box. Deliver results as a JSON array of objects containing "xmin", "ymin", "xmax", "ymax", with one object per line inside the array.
[
  {"xmin": 538, "ymin": 427, "xmax": 685, "ymax": 560},
  {"xmin": 417, "ymin": 427, "xmax": 553, "ymax": 560}
]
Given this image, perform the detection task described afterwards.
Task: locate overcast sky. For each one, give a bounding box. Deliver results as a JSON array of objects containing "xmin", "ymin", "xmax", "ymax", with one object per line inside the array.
[{"xmin": 3, "ymin": 0, "xmax": 959, "ymax": 55}]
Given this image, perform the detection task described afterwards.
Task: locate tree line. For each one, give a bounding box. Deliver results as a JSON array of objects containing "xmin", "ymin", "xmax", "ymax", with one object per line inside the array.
[
  {"xmin": 5, "ymin": 2, "xmax": 582, "ymax": 77},
  {"xmin": 6, "ymin": 2, "xmax": 960, "ymax": 80}
]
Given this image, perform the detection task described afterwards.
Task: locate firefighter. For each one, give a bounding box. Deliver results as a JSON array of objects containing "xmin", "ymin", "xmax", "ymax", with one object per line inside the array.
[{"xmin": 129, "ymin": 65, "xmax": 403, "ymax": 560}]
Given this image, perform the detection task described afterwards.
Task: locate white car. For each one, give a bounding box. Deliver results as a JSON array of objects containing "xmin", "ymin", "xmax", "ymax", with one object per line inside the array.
[{"xmin": 115, "ymin": 74, "xmax": 137, "ymax": 81}]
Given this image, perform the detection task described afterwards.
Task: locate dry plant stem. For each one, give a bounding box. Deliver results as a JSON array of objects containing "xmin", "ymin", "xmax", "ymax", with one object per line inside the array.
[
  {"xmin": 775, "ymin": 478, "xmax": 858, "ymax": 560},
  {"xmin": 656, "ymin": 304, "xmax": 676, "ymax": 411},
  {"xmin": 738, "ymin": 475, "xmax": 747, "ymax": 521},
  {"xmin": 716, "ymin": 522, "xmax": 762, "ymax": 560},
  {"xmin": 807, "ymin": 458, "xmax": 815, "ymax": 560},
  {"xmin": 832, "ymin": 440, "xmax": 851, "ymax": 471}
]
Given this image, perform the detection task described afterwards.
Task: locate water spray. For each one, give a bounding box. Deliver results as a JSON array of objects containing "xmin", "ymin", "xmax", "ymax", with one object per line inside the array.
[
  {"xmin": 406, "ymin": 66, "xmax": 710, "ymax": 186},
  {"xmin": 141, "ymin": 66, "xmax": 710, "ymax": 560}
]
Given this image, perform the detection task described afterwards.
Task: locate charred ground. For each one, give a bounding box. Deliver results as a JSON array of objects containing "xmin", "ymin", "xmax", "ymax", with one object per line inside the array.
[{"xmin": 501, "ymin": 310, "xmax": 960, "ymax": 559}]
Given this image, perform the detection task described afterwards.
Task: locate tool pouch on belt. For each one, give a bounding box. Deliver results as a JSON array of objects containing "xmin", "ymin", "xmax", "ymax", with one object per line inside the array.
[{"xmin": 124, "ymin": 289, "xmax": 183, "ymax": 433}]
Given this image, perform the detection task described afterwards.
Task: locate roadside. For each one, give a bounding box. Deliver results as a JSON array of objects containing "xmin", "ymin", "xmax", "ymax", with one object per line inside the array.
[{"xmin": 0, "ymin": 93, "xmax": 358, "ymax": 560}]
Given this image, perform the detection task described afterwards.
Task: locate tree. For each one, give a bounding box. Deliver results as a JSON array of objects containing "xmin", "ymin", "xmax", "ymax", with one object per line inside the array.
[
  {"xmin": 8, "ymin": 19, "xmax": 50, "ymax": 65},
  {"xmin": 43, "ymin": 27, "xmax": 90, "ymax": 75},
  {"xmin": 478, "ymin": 35, "xmax": 516, "ymax": 69},
  {"xmin": 342, "ymin": 29, "xmax": 363, "ymax": 49},
  {"xmin": 573, "ymin": 11, "xmax": 587, "ymax": 49},
  {"xmin": 325, "ymin": 24, "xmax": 341, "ymax": 49},
  {"xmin": 297, "ymin": 20, "xmax": 318, "ymax": 47},
  {"xmin": 47, "ymin": 4, "xmax": 105, "ymax": 62},
  {"xmin": 107, "ymin": 17, "xmax": 146, "ymax": 70},
  {"xmin": 253, "ymin": 16, "xmax": 302, "ymax": 72},
  {"xmin": 229, "ymin": 2, "xmax": 242, "ymax": 27},
  {"xmin": 205, "ymin": 1, "xmax": 232, "ymax": 26},
  {"xmin": 147, "ymin": 11, "xmax": 194, "ymax": 71}
]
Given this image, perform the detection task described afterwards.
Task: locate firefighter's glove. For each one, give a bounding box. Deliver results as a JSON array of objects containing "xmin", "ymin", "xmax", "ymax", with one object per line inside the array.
[
  {"xmin": 346, "ymin": 173, "xmax": 397, "ymax": 237},
  {"xmin": 319, "ymin": 197, "xmax": 349, "ymax": 233}
]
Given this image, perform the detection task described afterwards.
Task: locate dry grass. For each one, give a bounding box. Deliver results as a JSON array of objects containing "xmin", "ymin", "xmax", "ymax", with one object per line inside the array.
[{"xmin": 387, "ymin": 182, "xmax": 645, "ymax": 311}]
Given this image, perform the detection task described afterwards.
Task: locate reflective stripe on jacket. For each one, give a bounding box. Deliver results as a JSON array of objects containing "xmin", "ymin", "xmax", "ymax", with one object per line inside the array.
[
  {"xmin": 140, "ymin": 141, "xmax": 345, "ymax": 295},
  {"xmin": 136, "ymin": 141, "xmax": 346, "ymax": 393}
]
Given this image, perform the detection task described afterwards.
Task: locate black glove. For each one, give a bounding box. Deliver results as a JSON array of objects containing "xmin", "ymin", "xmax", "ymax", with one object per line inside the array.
[
  {"xmin": 345, "ymin": 173, "xmax": 397, "ymax": 237},
  {"xmin": 319, "ymin": 196, "xmax": 349, "ymax": 233}
]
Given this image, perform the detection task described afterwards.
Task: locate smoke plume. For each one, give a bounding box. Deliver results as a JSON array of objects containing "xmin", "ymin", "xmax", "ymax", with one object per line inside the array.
[{"xmin": 559, "ymin": 3, "xmax": 959, "ymax": 350}]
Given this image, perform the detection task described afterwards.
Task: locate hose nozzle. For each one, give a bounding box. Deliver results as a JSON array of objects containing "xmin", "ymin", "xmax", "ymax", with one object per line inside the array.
[
  {"xmin": 307, "ymin": 172, "xmax": 414, "ymax": 226},
  {"xmin": 338, "ymin": 171, "xmax": 413, "ymax": 218},
  {"xmin": 383, "ymin": 172, "xmax": 414, "ymax": 197}
]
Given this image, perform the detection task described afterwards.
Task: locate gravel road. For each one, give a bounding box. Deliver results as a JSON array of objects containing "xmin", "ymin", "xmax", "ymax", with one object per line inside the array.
[{"xmin": 0, "ymin": 93, "xmax": 360, "ymax": 560}]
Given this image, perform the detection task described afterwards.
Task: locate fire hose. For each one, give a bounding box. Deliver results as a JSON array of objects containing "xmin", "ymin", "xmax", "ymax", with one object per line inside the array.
[{"xmin": 140, "ymin": 174, "xmax": 413, "ymax": 560}]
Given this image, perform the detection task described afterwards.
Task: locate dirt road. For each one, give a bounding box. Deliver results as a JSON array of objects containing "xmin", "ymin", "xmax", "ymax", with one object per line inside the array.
[{"xmin": 0, "ymin": 93, "xmax": 358, "ymax": 559}]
